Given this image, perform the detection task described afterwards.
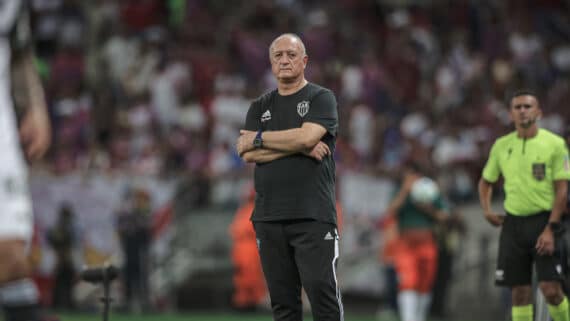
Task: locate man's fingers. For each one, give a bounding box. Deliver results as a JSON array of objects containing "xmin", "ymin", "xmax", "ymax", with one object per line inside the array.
[
  {"xmin": 319, "ymin": 142, "xmax": 330, "ymax": 155},
  {"xmin": 322, "ymin": 144, "xmax": 330, "ymax": 155},
  {"xmin": 236, "ymin": 137, "xmax": 247, "ymax": 154},
  {"xmin": 240, "ymin": 130, "xmax": 255, "ymax": 136},
  {"xmin": 27, "ymin": 140, "xmax": 40, "ymax": 159},
  {"xmin": 485, "ymin": 215, "xmax": 501, "ymax": 227},
  {"xmin": 314, "ymin": 142, "xmax": 330, "ymax": 156},
  {"xmin": 19, "ymin": 128, "xmax": 47, "ymax": 160},
  {"xmin": 487, "ymin": 214, "xmax": 504, "ymax": 227},
  {"xmin": 535, "ymin": 239, "xmax": 549, "ymax": 255}
]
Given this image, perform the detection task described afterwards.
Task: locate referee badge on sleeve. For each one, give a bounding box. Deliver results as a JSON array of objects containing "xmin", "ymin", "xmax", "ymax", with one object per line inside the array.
[
  {"xmin": 532, "ymin": 163, "xmax": 546, "ymax": 181},
  {"xmin": 564, "ymin": 155, "xmax": 570, "ymax": 172}
]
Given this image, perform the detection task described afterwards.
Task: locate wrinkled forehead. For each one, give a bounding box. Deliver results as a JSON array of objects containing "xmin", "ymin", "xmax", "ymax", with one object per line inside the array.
[{"xmin": 270, "ymin": 36, "xmax": 305, "ymax": 54}]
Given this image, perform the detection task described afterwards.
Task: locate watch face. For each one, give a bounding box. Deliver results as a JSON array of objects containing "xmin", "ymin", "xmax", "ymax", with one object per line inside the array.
[{"xmin": 253, "ymin": 138, "xmax": 262, "ymax": 148}]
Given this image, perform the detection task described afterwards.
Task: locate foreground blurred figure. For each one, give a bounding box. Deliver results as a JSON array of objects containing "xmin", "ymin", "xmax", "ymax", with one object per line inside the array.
[
  {"xmin": 479, "ymin": 90, "xmax": 570, "ymax": 321},
  {"xmin": 0, "ymin": 1, "xmax": 52, "ymax": 320},
  {"xmin": 384, "ymin": 163, "xmax": 448, "ymax": 321},
  {"xmin": 229, "ymin": 186, "xmax": 267, "ymax": 311},
  {"xmin": 236, "ymin": 33, "xmax": 343, "ymax": 320}
]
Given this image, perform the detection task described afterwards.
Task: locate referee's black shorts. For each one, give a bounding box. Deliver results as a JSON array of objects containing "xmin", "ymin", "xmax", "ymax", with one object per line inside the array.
[{"xmin": 496, "ymin": 211, "xmax": 565, "ymax": 287}]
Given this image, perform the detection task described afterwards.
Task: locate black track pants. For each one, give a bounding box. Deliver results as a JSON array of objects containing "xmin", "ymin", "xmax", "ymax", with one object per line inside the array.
[{"xmin": 253, "ymin": 220, "xmax": 344, "ymax": 321}]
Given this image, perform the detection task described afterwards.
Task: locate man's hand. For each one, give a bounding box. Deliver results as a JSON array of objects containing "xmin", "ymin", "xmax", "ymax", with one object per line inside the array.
[
  {"xmin": 237, "ymin": 130, "xmax": 257, "ymax": 156},
  {"xmin": 303, "ymin": 141, "xmax": 330, "ymax": 161},
  {"xmin": 536, "ymin": 227, "xmax": 555, "ymax": 255},
  {"xmin": 20, "ymin": 107, "xmax": 51, "ymax": 160},
  {"xmin": 484, "ymin": 211, "xmax": 504, "ymax": 227}
]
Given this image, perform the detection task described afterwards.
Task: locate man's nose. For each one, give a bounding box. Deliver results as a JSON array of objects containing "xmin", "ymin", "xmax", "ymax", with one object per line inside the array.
[{"xmin": 278, "ymin": 56, "xmax": 290, "ymax": 64}]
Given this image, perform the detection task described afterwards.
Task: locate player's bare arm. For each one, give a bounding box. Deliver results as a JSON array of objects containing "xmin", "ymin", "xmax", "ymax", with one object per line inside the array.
[
  {"xmin": 536, "ymin": 180, "xmax": 568, "ymax": 255},
  {"xmin": 478, "ymin": 178, "xmax": 504, "ymax": 227},
  {"xmin": 237, "ymin": 122, "xmax": 328, "ymax": 155},
  {"xmin": 15, "ymin": 47, "xmax": 51, "ymax": 160},
  {"xmin": 385, "ymin": 173, "xmax": 417, "ymax": 214}
]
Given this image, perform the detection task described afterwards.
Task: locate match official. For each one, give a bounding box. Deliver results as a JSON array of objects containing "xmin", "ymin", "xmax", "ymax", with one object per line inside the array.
[{"xmin": 479, "ymin": 90, "xmax": 570, "ymax": 321}]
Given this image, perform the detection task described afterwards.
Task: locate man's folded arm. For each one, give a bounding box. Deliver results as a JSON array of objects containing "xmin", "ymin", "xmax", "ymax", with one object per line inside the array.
[
  {"xmin": 261, "ymin": 122, "xmax": 327, "ymax": 152},
  {"xmin": 242, "ymin": 148, "xmax": 297, "ymax": 164}
]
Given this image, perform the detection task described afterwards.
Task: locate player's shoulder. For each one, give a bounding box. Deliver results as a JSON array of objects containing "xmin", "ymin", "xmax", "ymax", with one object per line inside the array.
[
  {"xmin": 538, "ymin": 128, "xmax": 566, "ymax": 146},
  {"xmin": 493, "ymin": 131, "xmax": 517, "ymax": 148},
  {"xmin": 251, "ymin": 89, "xmax": 277, "ymax": 107},
  {"xmin": 306, "ymin": 82, "xmax": 334, "ymax": 98}
]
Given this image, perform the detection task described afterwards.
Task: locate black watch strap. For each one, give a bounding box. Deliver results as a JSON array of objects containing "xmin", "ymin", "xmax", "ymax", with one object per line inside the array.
[
  {"xmin": 549, "ymin": 221, "xmax": 564, "ymax": 235},
  {"xmin": 253, "ymin": 130, "xmax": 263, "ymax": 148}
]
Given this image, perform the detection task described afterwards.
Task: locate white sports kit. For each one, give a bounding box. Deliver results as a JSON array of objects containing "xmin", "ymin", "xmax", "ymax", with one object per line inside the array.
[{"xmin": 0, "ymin": 0, "xmax": 33, "ymax": 241}]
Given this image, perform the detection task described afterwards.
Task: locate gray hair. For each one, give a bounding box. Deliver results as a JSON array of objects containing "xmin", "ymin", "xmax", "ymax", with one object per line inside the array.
[{"xmin": 268, "ymin": 33, "xmax": 307, "ymax": 57}]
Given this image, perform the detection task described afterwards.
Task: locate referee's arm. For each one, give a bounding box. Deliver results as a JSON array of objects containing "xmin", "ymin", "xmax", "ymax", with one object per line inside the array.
[
  {"xmin": 478, "ymin": 178, "xmax": 504, "ymax": 227},
  {"xmin": 549, "ymin": 180, "xmax": 569, "ymax": 225},
  {"xmin": 536, "ymin": 180, "xmax": 567, "ymax": 255}
]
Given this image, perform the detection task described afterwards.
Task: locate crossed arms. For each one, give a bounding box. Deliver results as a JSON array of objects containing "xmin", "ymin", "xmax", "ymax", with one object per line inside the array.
[{"xmin": 236, "ymin": 122, "xmax": 330, "ymax": 163}]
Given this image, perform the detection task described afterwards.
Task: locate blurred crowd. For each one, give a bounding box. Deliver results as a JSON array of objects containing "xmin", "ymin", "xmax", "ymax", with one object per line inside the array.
[
  {"xmin": 27, "ymin": 0, "xmax": 570, "ymax": 207},
  {"xmin": 22, "ymin": 0, "xmax": 570, "ymax": 313}
]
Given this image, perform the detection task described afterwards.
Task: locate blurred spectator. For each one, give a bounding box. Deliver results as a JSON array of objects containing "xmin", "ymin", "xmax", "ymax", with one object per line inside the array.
[
  {"xmin": 27, "ymin": 0, "xmax": 570, "ymax": 200},
  {"xmin": 150, "ymin": 60, "xmax": 191, "ymax": 133},
  {"xmin": 121, "ymin": 28, "xmax": 163, "ymax": 97},
  {"xmin": 117, "ymin": 187, "xmax": 152, "ymax": 312},
  {"xmin": 348, "ymin": 103, "xmax": 375, "ymax": 162},
  {"xmin": 47, "ymin": 202, "xmax": 78, "ymax": 310},
  {"xmin": 120, "ymin": 0, "xmax": 165, "ymax": 33}
]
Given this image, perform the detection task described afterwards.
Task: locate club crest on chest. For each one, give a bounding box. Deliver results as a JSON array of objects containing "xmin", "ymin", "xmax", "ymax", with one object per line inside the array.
[{"xmin": 297, "ymin": 100, "xmax": 309, "ymax": 117}]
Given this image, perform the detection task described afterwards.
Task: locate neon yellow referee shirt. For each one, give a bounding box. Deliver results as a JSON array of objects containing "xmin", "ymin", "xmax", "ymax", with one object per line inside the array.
[{"xmin": 482, "ymin": 128, "xmax": 570, "ymax": 216}]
